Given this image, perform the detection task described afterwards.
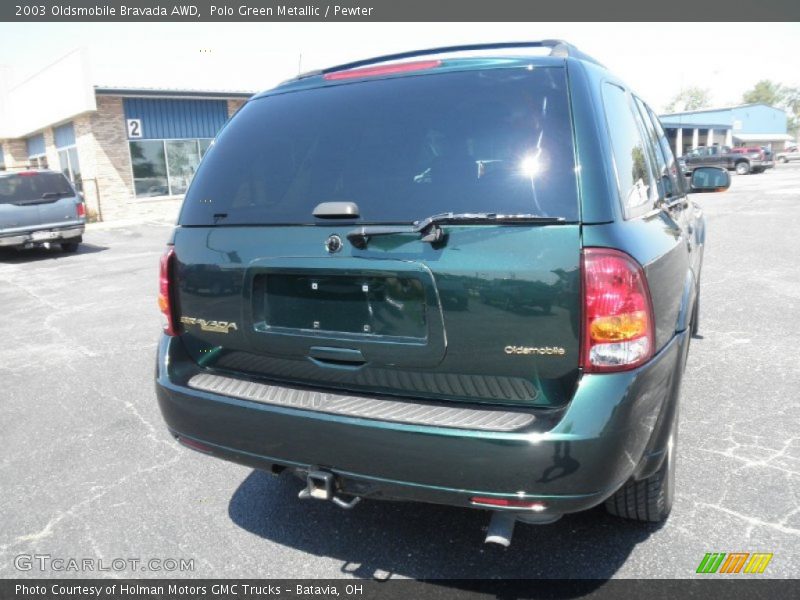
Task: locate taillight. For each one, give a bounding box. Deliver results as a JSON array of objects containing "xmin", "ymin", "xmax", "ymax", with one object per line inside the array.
[
  {"xmin": 323, "ymin": 60, "xmax": 441, "ymax": 81},
  {"xmin": 581, "ymin": 248, "xmax": 654, "ymax": 372},
  {"xmin": 470, "ymin": 497, "xmax": 548, "ymax": 511},
  {"xmin": 177, "ymin": 436, "xmax": 214, "ymax": 454},
  {"xmin": 158, "ymin": 246, "xmax": 179, "ymax": 336},
  {"xmin": 76, "ymin": 202, "xmax": 86, "ymax": 218}
]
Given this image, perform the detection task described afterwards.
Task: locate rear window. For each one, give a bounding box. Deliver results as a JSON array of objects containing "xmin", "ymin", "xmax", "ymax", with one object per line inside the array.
[
  {"xmin": 180, "ymin": 67, "xmax": 578, "ymax": 226},
  {"xmin": 0, "ymin": 172, "xmax": 73, "ymax": 204}
]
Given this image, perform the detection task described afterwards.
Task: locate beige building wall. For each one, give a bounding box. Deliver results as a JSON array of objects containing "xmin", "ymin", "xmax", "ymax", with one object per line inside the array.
[
  {"xmin": 80, "ymin": 96, "xmax": 135, "ymax": 221},
  {"xmin": 1, "ymin": 138, "xmax": 28, "ymax": 168},
  {"xmin": 227, "ymin": 98, "xmax": 247, "ymax": 117}
]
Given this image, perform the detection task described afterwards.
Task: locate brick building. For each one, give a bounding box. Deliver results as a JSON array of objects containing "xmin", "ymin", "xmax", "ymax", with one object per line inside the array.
[{"xmin": 0, "ymin": 49, "xmax": 252, "ymax": 221}]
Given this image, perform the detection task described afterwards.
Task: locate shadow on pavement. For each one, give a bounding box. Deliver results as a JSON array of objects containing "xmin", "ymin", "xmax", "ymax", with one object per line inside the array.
[
  {"xmin": 229, "ymin": 469, "xmax": 661, "ymax": 583},
  {"xmin": 0, "ymin": 243, "xmax": 108, "ymax": 263}
]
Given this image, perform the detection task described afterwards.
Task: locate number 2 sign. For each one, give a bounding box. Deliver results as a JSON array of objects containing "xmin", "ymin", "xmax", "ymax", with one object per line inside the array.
[{"xmin": 127, "ymin": 119, "xmax": 142, "ymax": 139}]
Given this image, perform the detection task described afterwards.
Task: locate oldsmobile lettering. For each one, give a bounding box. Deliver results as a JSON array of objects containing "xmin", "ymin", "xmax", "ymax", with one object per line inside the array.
[{"xmin": 504, "ymin": 345, "xmax": 566, "ymax": 356}]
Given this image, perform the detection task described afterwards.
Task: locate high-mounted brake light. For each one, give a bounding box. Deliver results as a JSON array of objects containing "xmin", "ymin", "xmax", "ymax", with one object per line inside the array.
[
  {"xmin": 18, "ymin": 171, "xmax": 37, "ymax": 177},
  {"xmin": 158, "ymin": 246, "xmax": 180, "ymax": 336},
  {"xmin": 323, "ymin": 60, "xmax": 442, "ymax": 81},
  {"xmin": 581, "ymin": 248, "xmax": 654, "ymax": 372}
]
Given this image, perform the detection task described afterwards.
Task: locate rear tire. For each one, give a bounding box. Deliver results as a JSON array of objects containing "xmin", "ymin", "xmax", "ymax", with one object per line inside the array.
[
  {"xmin": 780, "ymin": 157, "xmax": 788, "ymax": 164},
  {"xmin": 605, "ymin": 417, "xmax": 677, "ymax": 523},
  {"xmin": 691, "ymin": 288, "xmax": 700, "ymax": 337},
  {"xmin": 735, "ymin": 161, "xmax": 750, "ymax": 175},
  {"xmin": 61, "ymin": 241, "xmax": 80, "ymax": 253}
]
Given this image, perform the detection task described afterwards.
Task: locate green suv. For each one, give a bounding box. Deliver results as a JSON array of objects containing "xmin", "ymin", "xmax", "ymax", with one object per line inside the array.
[{"xmin": 155, "ymin": 41, "xmax": 729, "ymax": 545}]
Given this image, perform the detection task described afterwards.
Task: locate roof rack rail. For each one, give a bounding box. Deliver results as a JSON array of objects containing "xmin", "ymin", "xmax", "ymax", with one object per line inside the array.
[
  {"xmin": 2, "ymin": 165, "xmax": 45, "ymax": 171},
  {"xmin": 295, "ymin": 39, "xmax": 603, "ymax": 81}
]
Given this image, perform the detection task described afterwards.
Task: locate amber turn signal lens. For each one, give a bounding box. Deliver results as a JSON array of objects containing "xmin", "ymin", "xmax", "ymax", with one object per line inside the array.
[{"xmin": 589, "ymin": 311, "xmax": 649, "ymax": 342}]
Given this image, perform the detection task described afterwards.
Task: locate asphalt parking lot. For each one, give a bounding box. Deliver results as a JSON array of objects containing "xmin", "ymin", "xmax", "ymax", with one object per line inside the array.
[{"xmin": 1, "ymin": 165, "xmax": 799, "ymax": 580}]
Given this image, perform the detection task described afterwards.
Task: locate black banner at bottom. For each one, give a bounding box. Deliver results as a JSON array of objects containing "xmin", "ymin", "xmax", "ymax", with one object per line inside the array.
[{"xmin": 2, "ymin": 579, "xmax": 799, "ymax": 600}]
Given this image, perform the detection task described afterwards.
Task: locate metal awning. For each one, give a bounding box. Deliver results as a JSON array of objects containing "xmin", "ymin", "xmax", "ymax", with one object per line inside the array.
[
  {"xmin": 732, "ymin": 133, "xmax": 794, "ymax": 142},
  {"xmin": 661, "ymin": 123, "xmax": 729, "ymax": 130}
]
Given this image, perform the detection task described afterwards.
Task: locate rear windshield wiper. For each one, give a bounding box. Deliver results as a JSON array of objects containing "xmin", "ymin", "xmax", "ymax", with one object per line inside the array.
[
  {"xmin": 12, "ymin": 192, "xmax": 73, "ymax": 205},
  {"xmin": 347, "ymin": 212, "xmax": 565, "ymax": 249}
]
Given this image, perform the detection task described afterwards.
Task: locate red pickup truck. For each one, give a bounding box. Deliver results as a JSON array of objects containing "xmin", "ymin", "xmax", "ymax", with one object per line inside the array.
[{"xmin": 730, "ymin": 146, "xmax": 775, "ymax": 172}]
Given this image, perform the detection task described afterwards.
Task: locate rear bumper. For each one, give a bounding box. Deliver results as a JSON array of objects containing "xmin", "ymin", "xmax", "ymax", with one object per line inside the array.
[
  {"xmin": 155, "ymin": 331, "xmax": 688, "ymax": 515},
  {"xmin": 0, "ymin": 224, "xmax": 84, "ymax": 247}
]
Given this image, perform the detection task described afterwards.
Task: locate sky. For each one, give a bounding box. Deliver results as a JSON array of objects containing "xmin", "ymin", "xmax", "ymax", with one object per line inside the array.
[{"xmin": 1, "ymin": 22, "xmax": 799, "ymax": 113}]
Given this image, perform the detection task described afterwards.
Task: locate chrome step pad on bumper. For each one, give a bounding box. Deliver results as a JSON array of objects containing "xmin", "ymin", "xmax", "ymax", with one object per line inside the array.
[{"xmin": 188, "ymin": 372, "xmax": 536, "ymax": 432}]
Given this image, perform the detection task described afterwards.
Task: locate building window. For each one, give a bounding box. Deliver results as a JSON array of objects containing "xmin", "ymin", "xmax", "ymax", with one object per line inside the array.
[
  {"xmin": 130, "ymin": 139, "xmax": 212, "ymax": 198},
  {"xmin": 27, "ymin": 133, "xmax": 48, "ymax": 169},
  {"xmin": 131, "ymin": 140, "xmax": 169, "ymax": 197},
  {"xmin": 166, "ymin": 140, "xmax": 201, "ymax": 195},
  {"xmin": 199, "ymin": 139, "xmax": 213, "ymax": 158},
  {"xmin": 58, "ymin": 147, "xmax": 82, "ymax": 192},
  {"xmin": 28, "ymin": 155, "xmax": 48, "ymax": 169},
  {"xmin": 54, "ymin": 122, "xmax": 82, "ymax": 191}
]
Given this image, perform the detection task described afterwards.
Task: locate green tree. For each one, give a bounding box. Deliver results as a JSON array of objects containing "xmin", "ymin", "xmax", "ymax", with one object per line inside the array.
[
  {"xmin": 782, "ymin": 86, "xmax": 800, "ymax": 138},
  {"xmin": 664, "ymin": 87, "xmax": 711, "ymax": 113},
  {"xmin": 742, "ymin": 80, "xmax": 785, "ymax": 106},
  {"xmin": 784, "ymin": 87, "xmax": 800, "ymax": 114}
]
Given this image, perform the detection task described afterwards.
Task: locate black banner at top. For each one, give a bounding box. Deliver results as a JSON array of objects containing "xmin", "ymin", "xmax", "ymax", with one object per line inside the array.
[{"xmin": 3, "ymin": 0, "xmax": 800, "ymax": 22}]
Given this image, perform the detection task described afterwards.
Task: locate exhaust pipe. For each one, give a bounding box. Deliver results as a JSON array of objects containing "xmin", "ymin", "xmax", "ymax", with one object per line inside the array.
[{"xmin": 485, "ymin": 511, "xmax": 517, "ymax": 547}]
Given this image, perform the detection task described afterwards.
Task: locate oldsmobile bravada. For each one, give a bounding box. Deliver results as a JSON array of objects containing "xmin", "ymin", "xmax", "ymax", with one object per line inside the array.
[{"xmin": 155, "ymin": 41, "xmax": 730, "ymax": 545}]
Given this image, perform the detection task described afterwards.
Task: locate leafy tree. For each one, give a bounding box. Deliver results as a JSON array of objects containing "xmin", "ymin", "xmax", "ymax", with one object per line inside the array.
[
  {"xmin": 664, "ymin": 87, "xmax": 711, "ymax": 113},
  {"xmin": 783, "ymin": 87, "xmax": 800, "ymax": 138},
  {"xmin": 784, "ymin": 87, "xmax": 800, "ymax": 114},
  {"xmin": 742, "ymin": 80, "xmax": 785, "ymax": 106}
]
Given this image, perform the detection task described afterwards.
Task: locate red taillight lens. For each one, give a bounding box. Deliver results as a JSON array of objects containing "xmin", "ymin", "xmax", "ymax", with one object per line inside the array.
[
  {"xmin": 76, "ymin": 202, "xmax": 86, "ymax": 218},
  {"xmin": 177, "ymin": 436, "xmax": 214, "ymax": 454},
  {"xmin": 158, "ymin": 246, "xmax": 179, "ymax": 336},
  {"xmin": 323, "ymin": 60, "xmax": 441, "ymax": 81},
  {"xmin": 581, "ymin": 248, "xmax": 654, "ymax": 373},
  {"xmin": 470, "ymin": 496, "xmax": 548, "ymax": 510}
]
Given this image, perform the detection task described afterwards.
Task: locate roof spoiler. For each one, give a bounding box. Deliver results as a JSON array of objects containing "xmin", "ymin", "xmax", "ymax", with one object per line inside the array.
[{"xmin": 292, "ymin": 39, "xmax": 603, "ymax": 82}]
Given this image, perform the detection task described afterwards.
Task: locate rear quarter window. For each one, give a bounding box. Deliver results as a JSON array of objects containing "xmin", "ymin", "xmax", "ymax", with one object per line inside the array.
[
  {"xmin": 180, "ymin": 67, "xmax": 579, "ymax": 226},
  {"xmin": 601, "ymin": 83, "xmax": 657, "ymax": 218}
]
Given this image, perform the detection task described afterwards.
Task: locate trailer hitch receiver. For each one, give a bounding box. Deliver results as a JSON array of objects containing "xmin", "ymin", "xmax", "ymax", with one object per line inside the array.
[{"xmin": 299, "ymin": 470, "xmax": 334, "ymax": 500}]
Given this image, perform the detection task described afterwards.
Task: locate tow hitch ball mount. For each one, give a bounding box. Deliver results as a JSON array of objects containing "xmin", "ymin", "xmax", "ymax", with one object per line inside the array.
[{"xmin": 298, "ymin": 469, "xmax": 361, "ymax": 509}]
